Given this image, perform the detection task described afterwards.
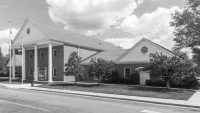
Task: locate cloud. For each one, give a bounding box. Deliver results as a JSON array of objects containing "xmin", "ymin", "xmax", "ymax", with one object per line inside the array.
[
  {"xmin": 0, "ymin": 43, "xmax": 9, "ymax": 55},
  {"xmin": 0, "ymin": 5, "xmax": 9, "ymax": 8},
  {"xmin": 85, "ymin": 30, "xmax": 97, "ymax": 36},
  {"xmin": 181, "ymin": 47, "xmax": 193, "ymax": 58},
  {"xmin": 104, "ymin": 37, "xmax": 143, "ymax": 49},
  {"xmin": 0, "ymin": 28, "xmax": 19, "ymax": 54},
  {"xmin": 152, "ymin": 39, "xmax": 161, "ymax": 44},
  {"xmin": 137, "ymin": 0, "xmax": 143, "ymax": 5},
  {"xmin": 116, "ymin": 6, "xmax": 182, "ymax": 50},
  {"xmin": 46, "ymin": 0, "xmax": 137, "ymax": 36},
  {"xmin": 0, "ymin": 28, "xmax": 18, "ymax": 40}
]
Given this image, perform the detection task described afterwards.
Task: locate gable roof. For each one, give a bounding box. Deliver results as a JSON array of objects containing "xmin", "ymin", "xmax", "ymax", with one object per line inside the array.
[
  {"xmin": 12, "ymin": 19, "xmax": 118, "ymax": 51},
  {"xmin": 6, "ymin": 55, "xmax": 22, "ymax": 67},
  {"xmin": 115, "ymin": 38, "xmax": 176, "ymax": 62},
  {"xmin": 81, "ymin": 49, "xmax": 127, "ymax": 64}
]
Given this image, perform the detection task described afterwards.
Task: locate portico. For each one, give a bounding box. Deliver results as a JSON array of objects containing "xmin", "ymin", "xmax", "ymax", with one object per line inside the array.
[
  {"xmin": 11, "ymin": 19, "xmax": 64, "ymax": 82},
  {"xmin": 12, "ymin": 41, "xmax": 63, "ymax": 82}
]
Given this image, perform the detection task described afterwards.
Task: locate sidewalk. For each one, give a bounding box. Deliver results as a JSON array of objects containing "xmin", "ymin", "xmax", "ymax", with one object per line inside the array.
[{"xmin": 0, "ymin": 83, "xmax": 200, "ymax": 109}]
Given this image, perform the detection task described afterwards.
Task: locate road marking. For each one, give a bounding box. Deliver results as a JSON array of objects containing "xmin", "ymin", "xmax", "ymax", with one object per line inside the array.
[
  {"xmin": 141, "ymin": 110, "xmax": 161, "ymax": 113},
  {"xmin": 1, "ymin": 100, "xmax": 50, "ymax": 112}
]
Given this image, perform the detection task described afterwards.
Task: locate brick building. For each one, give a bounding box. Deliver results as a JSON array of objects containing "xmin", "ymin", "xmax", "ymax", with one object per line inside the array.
[
  {"xmin": 11, "ymin": 19, "xmax": 117, "ymax": 82},
  {"xmin": 11, "ymin": 19, "xmax": 176, "ymax": 84}
]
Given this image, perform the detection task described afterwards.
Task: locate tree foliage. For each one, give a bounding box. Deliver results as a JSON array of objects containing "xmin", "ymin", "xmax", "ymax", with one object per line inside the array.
[
  {"xmin": 145, "ymin": 52, "xmax": 193, "ymax": 89},
  {"xmin": 0, "ymin": 52, "xmax": 8, "ymax": 74},
  {"xmin": 171, "ymin": 47, "xmax": 190, "ymax": 60},
  {"xmin": 65, "ymin": 51, "xmax": 84, "ymax": 83},
  {"xmin": 192, "ymin": 48, "xmax": 200, "ymax": 65},
  {"xmin": 170, "ymin": 0, "xmax": 200, "ymax": 49},
  {"xmin": 88, "ymin": 58, "xmax": 115, "ymax": 85}
]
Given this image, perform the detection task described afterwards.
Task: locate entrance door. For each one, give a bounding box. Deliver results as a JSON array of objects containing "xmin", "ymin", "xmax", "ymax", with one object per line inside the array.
[
  {"xmin": 38, "ymin": 68, "xmax": 46, "ymax": 81},
  {"xmin": 140, "ymin": 71, "xmax": 150, "ymax": 85}
]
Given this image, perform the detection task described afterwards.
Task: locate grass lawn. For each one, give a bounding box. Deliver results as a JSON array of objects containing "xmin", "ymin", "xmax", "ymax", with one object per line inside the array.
[
  {"xmin": 0, "ymin": 77, "xmax": 31, "ymax": 84},
  {"xmin": 38, "ymin": 82, "xmax": 196, "ymax": 100}
]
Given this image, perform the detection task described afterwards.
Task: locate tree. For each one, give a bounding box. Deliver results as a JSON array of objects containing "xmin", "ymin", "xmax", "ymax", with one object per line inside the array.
[
  {"xmin": 171, "ymin": 47, "xmax": 190, "ymax": 60},
  {"xmin": 170, "ymin": 0, "xmax": 200, "ymax": 49},
  {"xmin": 0, "ymin": 52, "xmax": 8, "ymax": 74},
  {"xmin": 65, "ymin": 52, "xmax": 84, "ymax": 84},
  {"xmin": 88, "ymin": 58, "xmax": 115, "ymax": 85},
  {"xmin": 192, "ymin": 48, "xmax": 200, "ymax": 66},
  {"xmin": 145, "ymin": 52, "xmax": 193, "ymax": 90}
]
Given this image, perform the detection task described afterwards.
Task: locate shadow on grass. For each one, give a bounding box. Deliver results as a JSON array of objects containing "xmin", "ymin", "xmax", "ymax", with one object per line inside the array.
[
  {"xmin": 49, "ymin": 82, "xmax": 100, "ymax": 87},
  {"xmin": 127, "ymin": 86, "xmax": 189, "ymax": 93}
]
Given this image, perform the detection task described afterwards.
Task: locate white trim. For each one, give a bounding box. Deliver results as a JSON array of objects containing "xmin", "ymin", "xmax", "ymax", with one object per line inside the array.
[
  {"xmin": 53, "ymin": 67, "xmax": 57, "ymax": 77},
  {"xmin": 34, "ymin": 45, "xmax": 38, "ymax": 81},
  {"xmin": 37, "ymin": 40, "xmax": 51, "ymax": 45},
  {"xmin": 40, "ymin": 50, "xmax": 44, "ymax": 58},
  {"xmin": 115, "ymin": 38, "xmax": 176, "ymax": 62},
  {"xmin": 53, "ymin": 49, "xmax": 57, "ymax": 57},
  {"xmin": 124, "ymin": 67, "xmax": 131, "ymax": 79},
  {"xmin": 29, "ymin": 52, "xmax": 33, "ymax": 59},
  {"xmin": 48, "ymin": 43, "xmax": 53, "ymax": 82},
  {"xmin": 29, "ymin": 68, "xmax": 33, "ymax": 76}
]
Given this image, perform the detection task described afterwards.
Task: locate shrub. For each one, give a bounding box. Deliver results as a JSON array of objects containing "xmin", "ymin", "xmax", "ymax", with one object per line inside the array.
[
  {"xmin": 130, "ymin": 71, "xmax": 140, "ymax": 84},
  {"xmin": 145, "ymin": 76, "xmax": 198, "ymax": 88},
  {"xmin": 0, "ymin": 73, "xmax": 7, "ymax": 77},
  {"xmin": 170, "ymin": 78, "xmax": 184, "ymax": 88},
  {"xmin": 117, "ymin": 78, "xmax": 124, "ymax": 84},
  {"xmin": 102, "ymin": 71, "xmax": 140, "ymax": 85},
  {"xmin": 183, "ymin": 76, "xmax": 198, "ymax": 88}
]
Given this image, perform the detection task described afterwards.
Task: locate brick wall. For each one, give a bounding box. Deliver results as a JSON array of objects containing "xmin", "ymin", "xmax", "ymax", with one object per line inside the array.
[
  {"xmin": 52, "ymin": 46, "xmax": 64, "ymax": 81},
  {"xmin": 115, "ymin": 63, "xmax": 147, "ymax": 78},
  {"xmin": 25, "ymin": 49, "xmax": 34, "ymax": 81},
  {"xmin": 25, "ymin": 45, "xmax": 64, "ymax": 81}
]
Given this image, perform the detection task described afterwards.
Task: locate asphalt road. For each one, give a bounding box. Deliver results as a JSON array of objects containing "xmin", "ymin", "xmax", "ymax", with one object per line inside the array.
[{"xmin": 0, "ymin": 87, "xmax": 199, "ymax": 113}]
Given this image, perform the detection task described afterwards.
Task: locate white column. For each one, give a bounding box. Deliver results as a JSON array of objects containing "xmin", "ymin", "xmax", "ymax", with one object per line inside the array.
[
  {"xmin": 12, "ymin": 49, "xmax": 15, "ymax": 79},
  {"xmin": 34, "ymin": 45, "xmax": 38, "ymax": 81},
  {"xmin": 48, "ymin": 43, "xmax": 52, "ymax": 82},
  {"xmin": 22, "ymin": 46, "xmax": 26, "ymax": 80}
]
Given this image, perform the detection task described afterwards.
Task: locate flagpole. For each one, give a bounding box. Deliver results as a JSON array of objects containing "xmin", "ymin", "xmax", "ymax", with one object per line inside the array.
[
  {"xmin": 21, "ymin": 30, "xmax": 24, "ymax": 84},
  {"xmin": 9, "ymin": 21, "xmax": 12, "ymax": 84}
]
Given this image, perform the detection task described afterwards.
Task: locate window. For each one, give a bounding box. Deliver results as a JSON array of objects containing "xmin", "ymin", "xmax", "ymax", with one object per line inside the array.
[
  {"xmin": 29, "ymin": 52, "xmax": 33, "ymax": 59},
  {"xmin": 40, "ymin": 51, "xmax": 44, "ymax": 58},
  {"xmin": 53, "ymin": 49, "xmax": 57, "ymax": 57},
  {"xmin": 53, "ymin": 67, "xmax": 57, "ymax": 77},
  {"xmin": 29, "ymin": 68, "xmax": 33, "ymax": 76},
  {"xmin": 124, "ymin": 67, "xmax": 131, "ymax": 79}
]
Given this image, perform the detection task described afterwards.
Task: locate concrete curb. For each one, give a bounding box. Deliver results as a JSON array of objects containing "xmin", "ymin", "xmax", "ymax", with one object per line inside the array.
[
  {"xmin": 18, "ymin": 87, "xmax": 200, "ymax": 109},
  {"xmin": 0, "ymin": 85, "xmax": 199, "ymax": 109}
]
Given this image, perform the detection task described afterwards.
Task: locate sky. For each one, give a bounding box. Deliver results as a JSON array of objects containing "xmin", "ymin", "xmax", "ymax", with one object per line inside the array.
[{"xmin": 0, "ymin": 0, "xmax": 187, "ymax": 55}]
